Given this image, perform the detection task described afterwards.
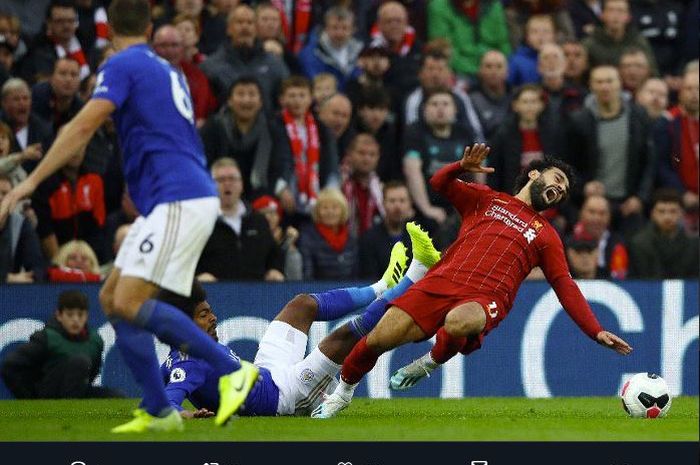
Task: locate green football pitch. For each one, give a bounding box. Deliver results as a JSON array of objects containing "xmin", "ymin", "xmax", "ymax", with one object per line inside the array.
[{"xmin": 0, "ymin": 397, "xmax": 697, "ymax": 441}]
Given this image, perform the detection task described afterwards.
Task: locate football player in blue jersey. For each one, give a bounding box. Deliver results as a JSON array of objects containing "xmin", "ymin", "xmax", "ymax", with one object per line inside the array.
[
  {"xmin": 0, "ymin": 0, "xmax": 257, "ymax": 433},
  {"xmin": 158, "ymin": 223, "xmax": 441, "ymax": 417}
]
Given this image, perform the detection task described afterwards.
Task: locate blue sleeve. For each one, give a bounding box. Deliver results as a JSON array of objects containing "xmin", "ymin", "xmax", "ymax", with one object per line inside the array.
[
  {"xmin": 163, "ymin": 359, "xmax": 207, "ymax": 411},
  {"xmin": 92, "ymin": 57, "xmax": 131, "ymax": 109}
]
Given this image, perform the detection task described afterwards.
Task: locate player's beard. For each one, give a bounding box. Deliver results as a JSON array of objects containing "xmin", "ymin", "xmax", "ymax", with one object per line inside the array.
[{"xmin": 529, "ymin": 177, "xmax": 551, "ymax": 211}]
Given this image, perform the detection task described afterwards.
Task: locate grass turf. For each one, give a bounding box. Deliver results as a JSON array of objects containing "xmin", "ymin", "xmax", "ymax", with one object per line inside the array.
[{"xmin": 0, "ymin": 397, "xmax": 697, "ymax": 442}]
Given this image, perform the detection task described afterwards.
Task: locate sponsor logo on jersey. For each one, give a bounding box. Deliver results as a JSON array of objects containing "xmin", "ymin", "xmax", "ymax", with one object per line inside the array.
[{"xmin": 485, "ymin": 204, "xmax": 528, "ymax": 233}]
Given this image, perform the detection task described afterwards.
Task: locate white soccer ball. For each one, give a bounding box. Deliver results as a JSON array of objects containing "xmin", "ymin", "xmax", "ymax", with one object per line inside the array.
[{"xmin": 620, "ymin": 372, "xmax": 672, "ymax": 418}]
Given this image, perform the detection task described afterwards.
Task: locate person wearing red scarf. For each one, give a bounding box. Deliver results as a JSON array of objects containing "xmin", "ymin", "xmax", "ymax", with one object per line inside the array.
[{"xmin": 298, "ymin": 188, "xmax": 358, "ymax": 280}]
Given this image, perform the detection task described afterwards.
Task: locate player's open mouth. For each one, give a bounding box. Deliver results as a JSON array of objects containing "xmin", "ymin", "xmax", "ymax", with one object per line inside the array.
[{"xmin": 544, "ymin": 186, "xmax": 559, "ymax": 203}]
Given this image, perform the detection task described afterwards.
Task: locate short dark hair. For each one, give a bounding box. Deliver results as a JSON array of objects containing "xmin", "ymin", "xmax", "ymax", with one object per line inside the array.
[
  {"xmin": 280, "ymin": 75, "xmax": 312, "ymax": 96},
  {"xmin": 512, "ymin": 83, "xmax": 544, "ymax": 102},
  {"xmin": 53, "ymin": 56, "xmax": 80, "ymax": 73},
  {"xmin": 228, "ymin": 75, "xmax": 262, "ymax": 98},
  {"xmin": 512, "ymin": 156, "xmax": 577, "ymax": 196},
  {"xmin": 419, "ymin": 50, "xmax": 449, "ymax": 70},
  {"xmin": 156, "ymin": 281, "xmax": 207, "ymax": 318},
  {"xmin": 382, "ymin": 180, "xmax": 409, "ymax": 197},
  {"xmin": 47, "ymin": 0, "xmax": 76, "ymax": 20},
  {"xmin": 357, "ymin": 87, "xmax": 391, "ymax": 109},
  {"xmin": 57, "ymin": 290, "xmax": 89, "ymax": 312},
  {"xmin": 423, "ymin": 86, "xmax": 455, "ymax": 105},
  {"xmin": 108, "ymin": 0, "xmax": 151, "ymax": 37},
  {"xmin": 651, "ymin": 188, "xmax": 682, "ymax": 209}
]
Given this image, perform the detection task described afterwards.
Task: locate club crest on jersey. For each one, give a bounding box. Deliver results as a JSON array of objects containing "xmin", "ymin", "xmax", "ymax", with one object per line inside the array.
[
  {"xmin": 299, "ymin": 368, "xmax": 315, "ymax": 384},
  {"xmin": 531, "ymin": 219, "xmax": 544, "ymax": 232},
  {"xmin": 170, "ymin": 368, "xmax": 186, "ymax": 383}
]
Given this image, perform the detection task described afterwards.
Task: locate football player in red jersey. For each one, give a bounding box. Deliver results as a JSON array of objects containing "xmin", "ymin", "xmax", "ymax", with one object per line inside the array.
[{"xmin": 312, "ymin": 143, "xmax": 632, "ymax": 418}]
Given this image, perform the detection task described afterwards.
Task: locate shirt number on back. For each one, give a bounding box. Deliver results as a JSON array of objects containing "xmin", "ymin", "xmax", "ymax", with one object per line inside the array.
[{"xmin": 169, "ymin": 70, "xmax": 194, "ymax": 125}]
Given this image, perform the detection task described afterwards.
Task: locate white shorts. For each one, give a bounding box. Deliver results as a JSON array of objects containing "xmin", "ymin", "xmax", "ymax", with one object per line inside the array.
[
  {"xmin": 254, "ymin": 321, "xmax": 340, "ymax": 416},
  {"xmin": 114, "ymin": 197, "xmax": 218, "ymax": 296}
]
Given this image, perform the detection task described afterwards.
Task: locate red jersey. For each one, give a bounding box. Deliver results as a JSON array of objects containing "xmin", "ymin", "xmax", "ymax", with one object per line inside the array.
[{"xmin": 422, "ymin": 162, "xmax": 603, "ymax": 340}]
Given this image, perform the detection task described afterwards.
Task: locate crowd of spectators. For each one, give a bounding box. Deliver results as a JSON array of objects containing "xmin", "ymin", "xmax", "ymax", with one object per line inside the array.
[{"xmin": 0, "ymin": 0, "xmax": 697, "ymax": 284}]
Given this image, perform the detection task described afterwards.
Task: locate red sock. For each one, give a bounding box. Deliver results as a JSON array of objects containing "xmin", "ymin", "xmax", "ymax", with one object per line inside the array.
[
  {"xmin": 340, "ymin": 336, "xmax": 380, "ymax": 384},
  {"xmin": 430, "ymin": 327, "xmax": 465, "ymax": 364}
]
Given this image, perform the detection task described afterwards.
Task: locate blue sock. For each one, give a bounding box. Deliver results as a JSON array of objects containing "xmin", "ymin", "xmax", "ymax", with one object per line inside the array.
[
  {"xmin": 311, "ymin": 286, "xmax": 377, "ymax": 321},
  {"xmin": 134, "ymin": 299, "xmax": 240, "ymax": 376},
  {"xmin": 349, "ymin": 276, "xmax": 415, "ymax": 337},
  {"xmin": 112, "ymin": 319, "xmax": 170, "ymax": 417}
]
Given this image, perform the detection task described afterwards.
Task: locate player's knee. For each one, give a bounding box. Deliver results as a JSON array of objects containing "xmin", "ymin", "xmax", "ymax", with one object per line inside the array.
[{"xmin": 288, "ymin": 294, "xmax": 318, "ymax": 315}]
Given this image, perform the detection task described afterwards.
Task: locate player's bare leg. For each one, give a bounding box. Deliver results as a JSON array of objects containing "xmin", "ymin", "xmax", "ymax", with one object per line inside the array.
[
  {"xmin": 390, "ymin": 302, "xmax": 486, "ymax": 391},
  {"xmin": 312, "ymin": 306, "xmax": 426, "ymax": 418}
]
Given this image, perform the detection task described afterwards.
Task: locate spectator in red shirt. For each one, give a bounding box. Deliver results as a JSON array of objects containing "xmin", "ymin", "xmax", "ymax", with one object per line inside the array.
[
  {"xmin": 341, "ymin": 133, "xmax": 384, "ymax": 237},
  {"xmin": 48, "ymin": 239, "xmax": 101, "ymax": 283}
]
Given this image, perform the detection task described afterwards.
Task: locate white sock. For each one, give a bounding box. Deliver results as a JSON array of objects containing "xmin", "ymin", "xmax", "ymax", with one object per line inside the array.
[
  {"xmin": 406, "ymin": 259, "xmax": 428, "ymax": 283},
  {"xmin": 370, "ymin": 279, "xmax": 387, "ymax": 297},
  {"xmin": 421, "ymin": 351, "xmax": 440, "ymax": 370},
  {"xmin": 335, "ymin": 378, "xmax": 358, "ymax": 400}
]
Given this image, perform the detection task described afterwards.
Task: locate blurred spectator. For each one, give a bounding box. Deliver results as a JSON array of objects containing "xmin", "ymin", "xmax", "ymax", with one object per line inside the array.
[
  {"xmin": 488, "ymin": 85, "xmax": 563, "ymax": 193},
  {"xmin": 196, "ymin": 158, "xmax": 285, "ymax": 282},
  {"xmin": 369, "ymin": 2, "xmax": 422, "ymax": 99},
  {"xmin": 567, "ymin": 0, "xmax": 603, "ymax": 38},
  {"xmin": 200, "ymin": 76, "xmax": 278, "ymax": 200},
  {"xmin": 0, "ymin": 78, "xmax": 52, "ymax": 171},
  {"xmin": 565, "ymin": 237, "xmax": 604, "ymax": 279},
  {"xmin": 0, "ymin": 121, "xmax": 41, "ymax": 186},
  {"xmin": 654, "ymin": 68, "xmax": 699, "ymax": 232},
  {"xmin": 256, "ymin": 2, "xmax": 300, "ymax": 74},
  {"xmin": 680, "ymin": 0, "xmax": 699, "ymax": 68},
  {"xmin": 48, "ymin": 239, "xmax": 101, "ymax": 283},
  {"xmin": 252, "ymin": 194, "xmax": 303, "ymax": 281},
  {"xmin": 581, "ymin": 0, "xmax": 657, "ymax": 73},
  {"xmin": 359, "ymin": 181, "xmax": 437, "ymax": 279},
  {"xmin": 635, "ymin": 77, "xmax": 668, "ymax": 121},
  {"xmin": 341, "ymin": 133, "xmax": 384, "ymax": 236},
  {"xmin": 630, "ymin": 0, "xmax": 684, "ymax": 76},
  {"xmin": 508, "ymin": 14, "xmax": 556, "ymax": 87},
  {"xmin": 427, "ymin": 0, "xmax": 511, "ymax": 77},
  {"xmin": 298, "ymin": 187, "xmax": 358, "ymax": 279},
  {"xmin": 0, "ymin": 12, "xmax": 28, "ymax": 66},
  {"xmin": 19, "ymin": 1, "xmax": 90, "ymax": 84},
  {"xmin": 269, "ymin": 0, "xmax": 314, "ymax": 54},
  {"xmin": 505, "ymin": 0, "xmax": 575, "ymax": 49},
  {"xmin": 0, "ymin": 290, "xmax": 120, "ymax": 399},
  {"xmin": 153, "ymin": 25, "xmax": 217, "ymax": 128},
  {"xmin": 32, "ymin": 146, "xmax": 107, "ymax": 261},
  {"xmin": 628, "ymin": 189, "xmax": 699, "ymax": 278},
  {"xmin": 470, "ymin": 50, "xmax": 510, "ymax": 140},
  {"xmin": 345, "ymin": 44, "xmax": 391, "ymax": 107},
  {"xmin": 562, "ymin": 39, "xmax": 590, "ymax": 86},
  {"xmin": 404, "ymin": 51, "xmax": 485, "ymax": 143},
  {"xmin": 312, "ymin": 73, "xmax": 338, "ymax": 106},
  {"xmin": 73, "ymin": 0, "xmax": 110, "ymax": 58},
  {"xmin": 271, "ymin": 76, "xmax": 339, "ymax": 217},
  {"xmin": 31, "ymin": 57, "xmax": 83, "ymax": 133},
  {"xmin": 318, "ymin": 92, "xmax": 354, "ymax": 156},
  {"xmin": 298, "ymin": 6, "xmax": 362, "ymax": 91},
  {"xmin": 199, "ymin": 0, "xmax": 235, "ymax": 55},
  {"xmin": 567, "ymin": 66, "xmax": 655, "ymax": 234},
  {"xmin": 0, "ymin": 1, "xmax": 51, "ymax": 40},
  {"xmin": 173, "ymin": 13, "xmax": 206, "ymax": 65},
  {"xmin": 403, "ymin": 88, "xmax": 476, "ymax": 224},
  {"xmin": 0, "ymin": 34, "xmax": 16, "ymax": 88},
  {"xmin": 618, "ymin": 46, "xmax": 652, "ymax": 95},
  {"xmin": 570, "ymin": 195, "xmax": 629, "ymax": 279},
  {"xmin": 538, "ymin": 43, "xmax": 586, "ymax": 116},
  {"xmin": 0, "ymin": 173, "xmax": 45, "ymax": 283},
  {"xmin": 200, "ymin": 4, "xmax": 289, "ymax": 111},
  {"xmin": 354, "ymin": 87, "xmax": 401, "ymax": 182}
]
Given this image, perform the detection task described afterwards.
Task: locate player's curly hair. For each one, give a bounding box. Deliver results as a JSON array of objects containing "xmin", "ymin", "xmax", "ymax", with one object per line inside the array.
[
  {"xmin": 512, "ymin": 156, "xmax": 577, "ymax": 196},
  {"xmin": 157, "ymin": 281, "xmax": 207, "ymax": 319}
]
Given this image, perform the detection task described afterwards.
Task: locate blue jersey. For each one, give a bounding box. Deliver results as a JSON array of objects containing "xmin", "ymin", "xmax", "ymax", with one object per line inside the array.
[
  {"xmin": 161, "ymin": 346, "xmax": 279, "ymax": 416},
  {"xmin": 92, "ymin": 44, "xmax": 216, "ymax": 215}
]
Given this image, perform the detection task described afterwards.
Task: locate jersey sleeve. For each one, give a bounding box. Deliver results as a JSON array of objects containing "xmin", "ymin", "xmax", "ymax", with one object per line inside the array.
[
  {"xmin": 91, "ymin": 57, "xmax": 131, "ymax": 109},
  {"xmin": 538, "ymin": 227, "xmax": 604, "ymax": 340},
  {"xmin": 163, "ymin": 359, "xmax": 207, "ymax": 411},
  {"xmin": 428, "ymin": 161, "xmax": 491, "ymax": 217}
]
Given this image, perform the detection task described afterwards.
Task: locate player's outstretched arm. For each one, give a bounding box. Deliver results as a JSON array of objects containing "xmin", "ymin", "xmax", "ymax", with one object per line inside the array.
[
  {"xmin": 596, "ymin": 330, "xmax": 633, "ymax": 355},
  {"xmin": 0, "ymin": 99, "xmax": 114, "ymax": 227},
  {"xmin": 459, "ymin": 143, "xmax": 494, "ymax": 174}
]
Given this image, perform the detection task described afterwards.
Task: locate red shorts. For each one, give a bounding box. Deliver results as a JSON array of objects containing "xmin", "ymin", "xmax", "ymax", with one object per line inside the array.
[{"xmin": 390, "ymin": 284, "xmax": 506, "ymax": 354}]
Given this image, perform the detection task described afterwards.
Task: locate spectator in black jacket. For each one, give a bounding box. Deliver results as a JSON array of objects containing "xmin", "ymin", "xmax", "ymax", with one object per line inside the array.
[
  {"xmin": 0, "ymin": 174, "xmax": 45, "ymax": 283},
  {"xmin": 196, "ymin": 157, "xmax": 285, "ymax": 282},
  {"xmin": 469, "ymin": 50, "xmax": 511, "ymax": 140},
  {"xmin": 298, "ymin": 187, "xmax": 358, "ymax": 280},
  {"xmin": 566, "ymin": 65, "xmax": 656, "ymax": 234},
  {"xmin": 0, "ymin": 290, "xmax": 120, "ymax": 399},
  {"xmin": 31, "ymin": 57, "xmax": 83, "ymax": 133},
  {"xmin": 199, "ymin": 76, "xmax": 279, "ymax": 200}
]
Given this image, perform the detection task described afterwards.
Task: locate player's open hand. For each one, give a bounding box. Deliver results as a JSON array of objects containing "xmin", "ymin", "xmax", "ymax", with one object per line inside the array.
[
  {"xmin": 597, "ymin": 330, "xmax": 633, "ymax": 355},
  {"xmin": 459, "ymin": 143, "xmax": 494, "ymax": 174},
  {"xmin": 180, "ymin": 408, "xmax": 215, "ymax": 419},
  {"xmin": 0, "ymin": 179, "xmax": 36, "ymax": 228}
]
